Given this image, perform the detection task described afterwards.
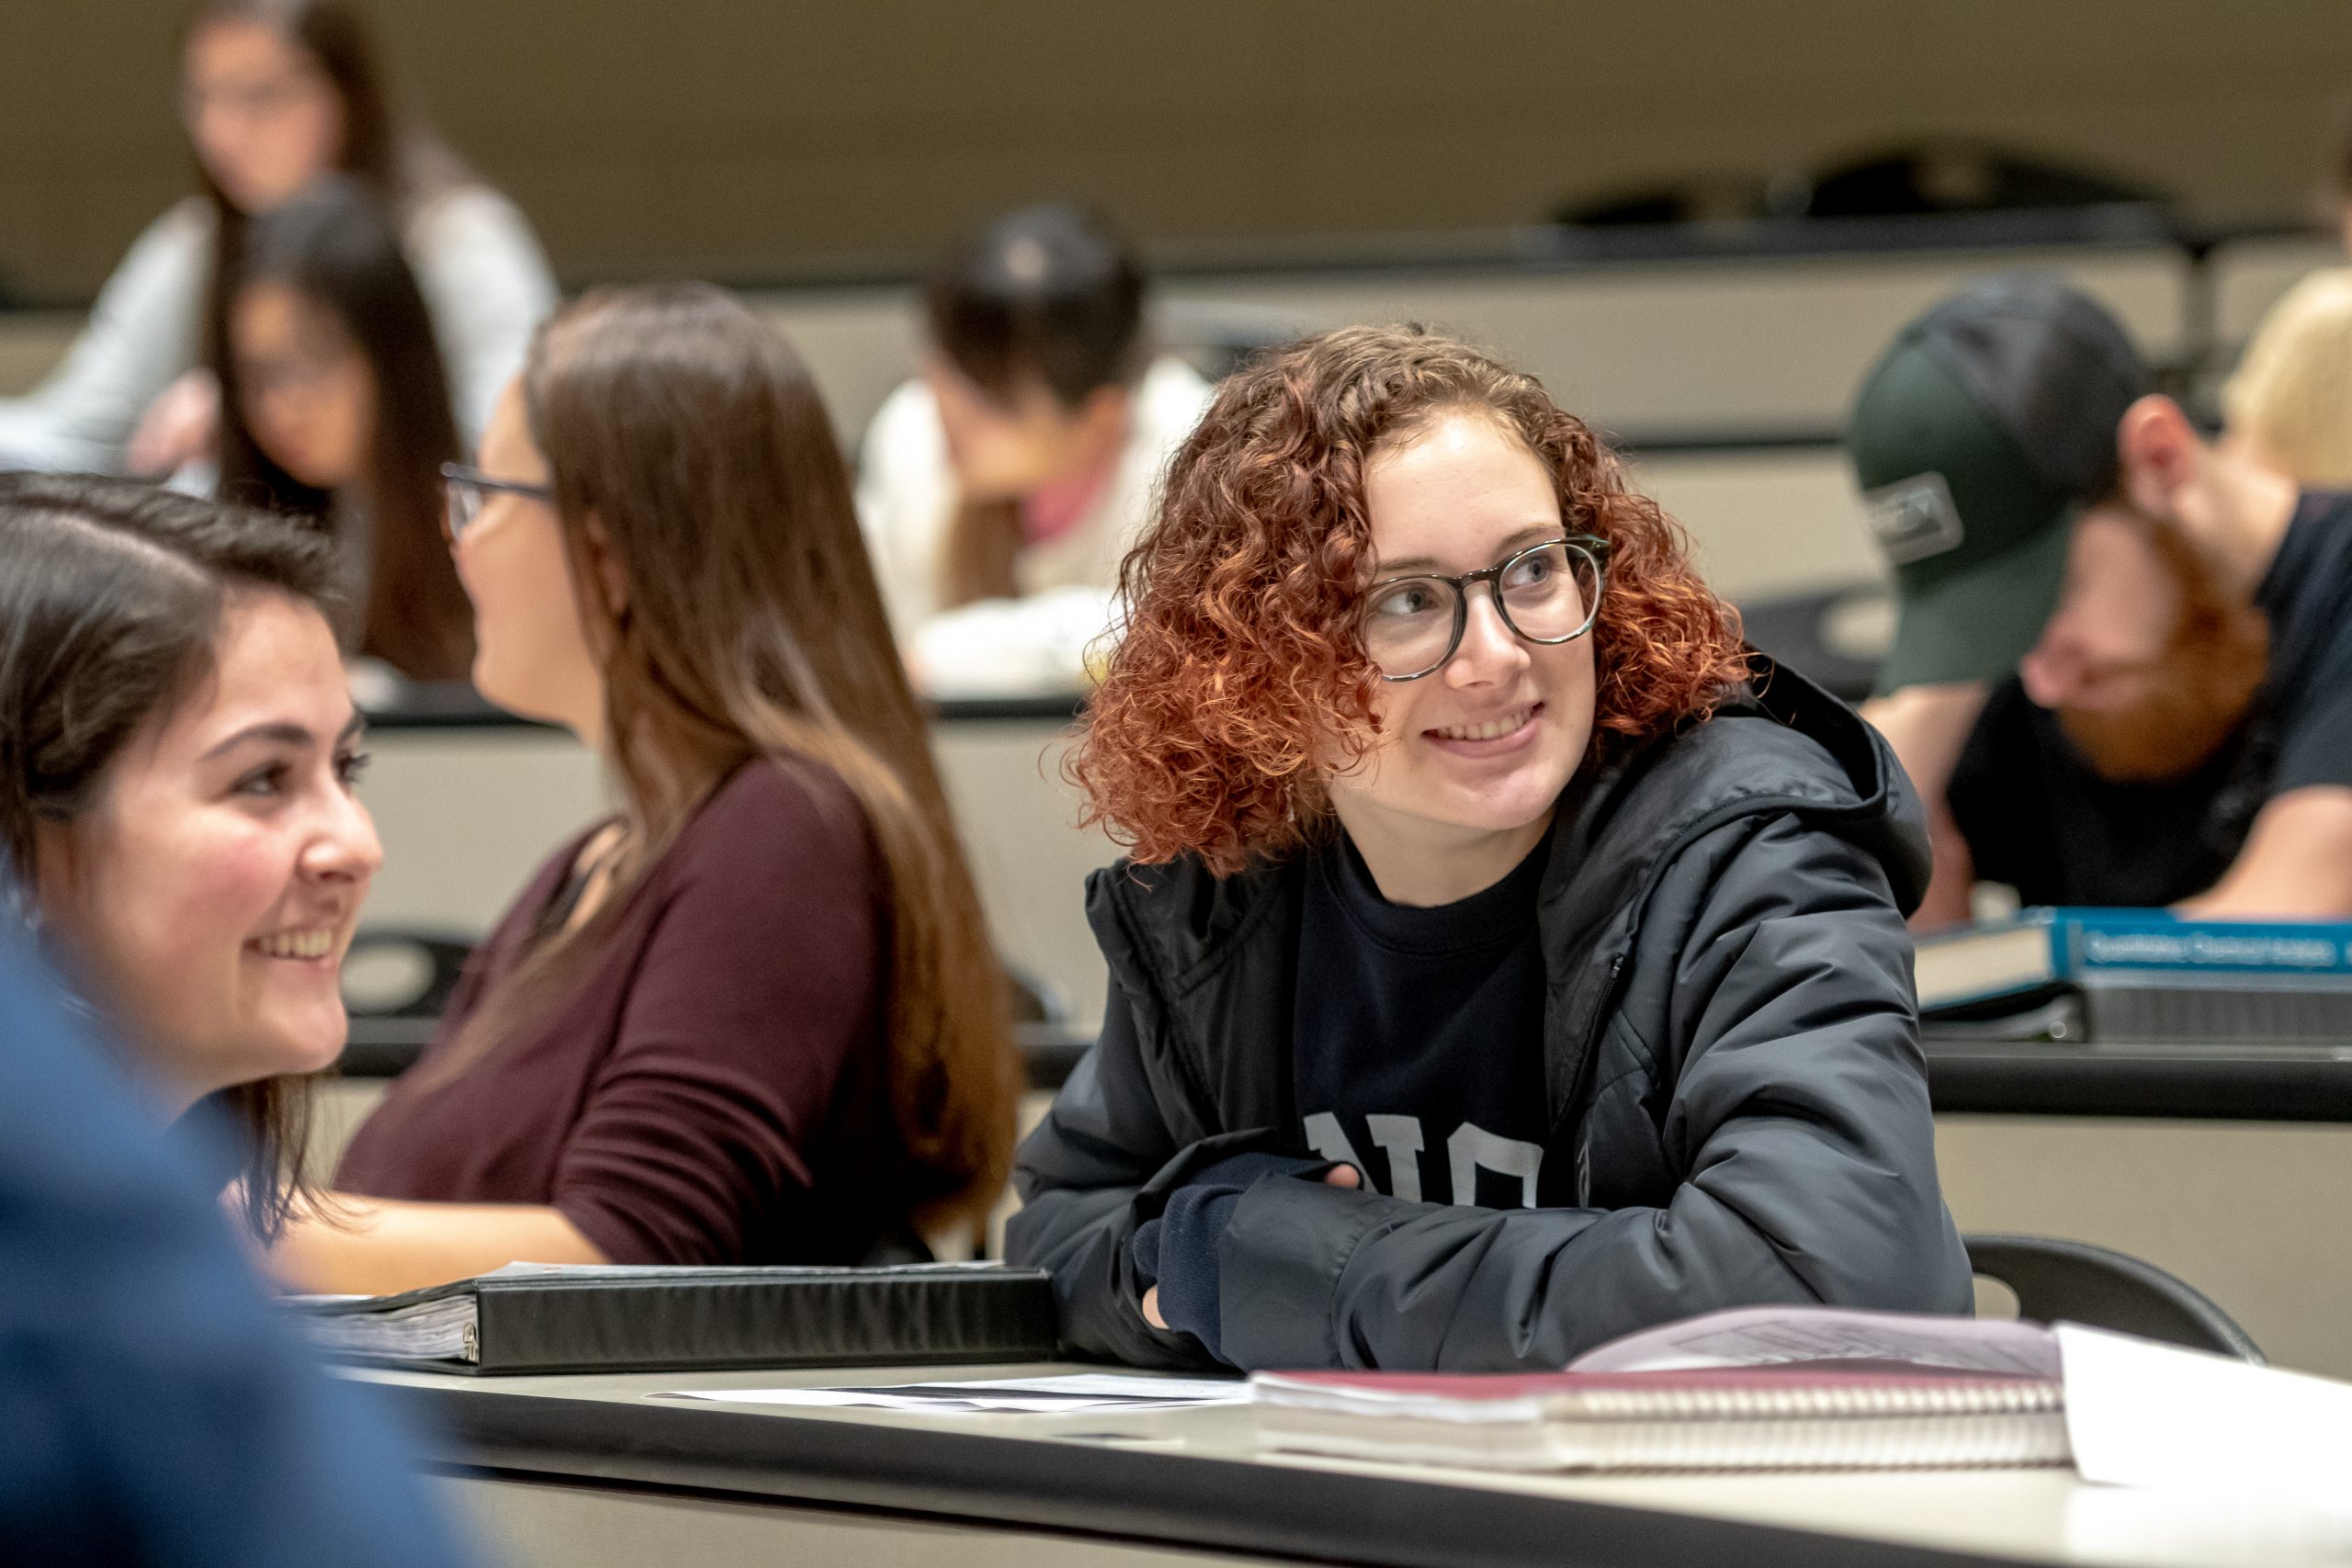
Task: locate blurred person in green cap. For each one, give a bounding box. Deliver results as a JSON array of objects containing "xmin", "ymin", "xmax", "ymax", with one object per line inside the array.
[{"xmin": 1855, "ymin": 274, "xmax": 2352, "ymax": 926}]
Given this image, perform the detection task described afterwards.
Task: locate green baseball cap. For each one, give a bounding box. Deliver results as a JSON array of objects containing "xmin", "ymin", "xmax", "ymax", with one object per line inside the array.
[{"xmin": 1848, "ymin": 275, "xmax": 2148, "ymax": 693}]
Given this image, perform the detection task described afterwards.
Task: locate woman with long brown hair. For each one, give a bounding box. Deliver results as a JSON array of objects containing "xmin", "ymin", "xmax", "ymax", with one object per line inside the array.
[
  {"xmin": 0, "ymin": 0, "xmax": 552, "ymax": 477},
  {"xmin": 1008, "ymin": 325, "xmax": 1972, "ymax": 1371},
  {"xmin": 274, "ymin": 285, "xmax": 1019, "ymax": 1294},
  {"xmin": 219, "ymin": 175, "xmax": 474, "ymax": 680}
]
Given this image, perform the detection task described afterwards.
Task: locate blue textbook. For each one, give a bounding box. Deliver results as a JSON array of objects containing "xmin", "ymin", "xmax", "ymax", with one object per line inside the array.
[{"xmin": 1915, "ymin": 909, "xmax": 2352, "ymax": 1045}]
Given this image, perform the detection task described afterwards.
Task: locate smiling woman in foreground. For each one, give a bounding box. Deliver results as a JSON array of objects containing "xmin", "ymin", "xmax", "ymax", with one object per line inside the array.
[
  {"xmin": 1005, "ymin": 325, "xmax": 1973, "ymax": 1371},
  {"xmin": 0, "ymin": 473, "xmax": 377, "ymax": 1237}
]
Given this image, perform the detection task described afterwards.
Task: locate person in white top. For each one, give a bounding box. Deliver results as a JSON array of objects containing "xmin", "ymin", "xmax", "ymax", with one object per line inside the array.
[
  {"xmin": 0, "ymin": 0, "xmax": 554, "ymax": 478},
  {"xmin": 855, "ymin": 205, "xmax": 1213, "ymax": 695}
]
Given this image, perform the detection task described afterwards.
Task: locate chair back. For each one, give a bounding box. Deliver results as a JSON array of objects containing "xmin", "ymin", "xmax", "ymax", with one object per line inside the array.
[{"xmin": 1965, "ymin": 1232, "xmax": 2265, "ymax": 1363}]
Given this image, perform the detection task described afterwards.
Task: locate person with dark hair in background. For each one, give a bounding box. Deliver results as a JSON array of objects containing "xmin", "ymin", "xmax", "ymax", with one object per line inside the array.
[
  {"xmin": 856, "ymin": 203, "xmax": 1213, "ymax": 693},
  {"xmin": 221, "ymin": 175, "xmax": 474, "ymax": 680},
  {"xmin": 0, "ymin": 473, "xmax": 380, "ymax": 1241},
  {"xmin": 0, "ymin": 0, "xmax": 554, "ymax": 478},
  {"xmin": 1857, "ymin": 276, "xmax": 2352, "ymax": 922},
  {"xmin": 276, "ymin": 285, "xmax": 1021, "ymax": 1295},
  {"xmin": 1008, "ymin": 325, "xmax": 1970, "ymax": 1372},
  {"xmin": 0, "ymin": 901, "xmax": 472, "ymax": 1568}
]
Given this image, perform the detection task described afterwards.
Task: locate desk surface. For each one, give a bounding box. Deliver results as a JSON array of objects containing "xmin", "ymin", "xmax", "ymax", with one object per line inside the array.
[{"xmin": 356, "ymin": 1360, "xmax": 2352, "ymax": 1568}]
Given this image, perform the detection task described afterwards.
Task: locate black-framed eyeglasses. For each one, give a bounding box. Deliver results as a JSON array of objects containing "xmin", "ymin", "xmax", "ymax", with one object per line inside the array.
[
  {"xmin": 440, "ymin": 462, "xmax": 552, "ymax": 545},
  {"xmin": 1361, "ymin": 535, "xmax": 1612, "ymax": 682}
]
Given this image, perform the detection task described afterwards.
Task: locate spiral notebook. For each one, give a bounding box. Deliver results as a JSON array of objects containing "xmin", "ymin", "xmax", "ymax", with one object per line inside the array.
[
  {"xmin": 1253, "ymin": 1364, "xmax": 2068, "ymax": 1472},
  {"xmin": 1253, "ymin": 1305, "xmax": 2071, "ymax": 1473}
]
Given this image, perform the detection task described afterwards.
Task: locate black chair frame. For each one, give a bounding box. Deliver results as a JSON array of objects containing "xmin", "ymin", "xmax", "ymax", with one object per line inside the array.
[{"xmin": 1965, "ymin": 1232, "xmax": 2264, "ymax": 1364}]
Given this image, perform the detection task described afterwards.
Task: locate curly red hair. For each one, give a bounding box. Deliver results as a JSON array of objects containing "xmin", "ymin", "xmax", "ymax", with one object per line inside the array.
[{"xmin": 1074, "ymin": 324, "xmax": 1748, "ymax": 874}]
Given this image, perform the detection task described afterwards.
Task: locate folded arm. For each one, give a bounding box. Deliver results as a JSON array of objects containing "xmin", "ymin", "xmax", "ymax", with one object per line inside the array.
[
  {"xmin": 1007, "ymin": 998, "xmax": 1240, "ymax": 1369},
  {"xmin": 266, "ymin": 1196, "xmax": 605, "ymax": 1296},
  {"xmin": 0, "ymin": 206, "xmax": 204, "ymax": 474},
  {"xmin": 1215, "ymin": 817, "xmax": 1973, "ymax": 1371},
  {"xmin": 2180, "ymin": 785, "xmax": 2352, "ymax": 918}
]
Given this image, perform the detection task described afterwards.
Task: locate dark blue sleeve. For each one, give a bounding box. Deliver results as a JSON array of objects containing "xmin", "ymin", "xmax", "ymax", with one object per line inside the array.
[
  {"xmin": 1133, "ymin": 1151, "xmax": 1337, "ymax": 1362},
  {"xmin": 0, "ymin": 914, "xmax": 474, "ymax": 1568}
]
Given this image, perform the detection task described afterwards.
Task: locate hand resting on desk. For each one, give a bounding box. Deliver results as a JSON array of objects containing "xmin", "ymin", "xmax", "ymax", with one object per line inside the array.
[{"xmin": 1142, "ymin": 1163, "xmax": 1361, "ymax": 1332}]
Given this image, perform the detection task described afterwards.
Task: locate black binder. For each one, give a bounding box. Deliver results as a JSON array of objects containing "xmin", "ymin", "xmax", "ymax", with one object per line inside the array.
[{"xmin": 289, "ymin": 1263, "xmax": 1060, "ymax": 1375}]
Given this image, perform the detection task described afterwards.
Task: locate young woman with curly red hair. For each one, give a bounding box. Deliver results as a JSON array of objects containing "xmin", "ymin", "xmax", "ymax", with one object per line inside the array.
[{"xmin": 1007, "ymin": 324, "xmax": 1972, "ymax": 1371}]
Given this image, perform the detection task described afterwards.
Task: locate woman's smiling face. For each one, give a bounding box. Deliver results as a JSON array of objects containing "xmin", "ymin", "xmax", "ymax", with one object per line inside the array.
[
  {"xmin": 1322, "ymin": 412, "xmax": 1597, "ymax": 892},
  {"xmin": 35, "ymin": 590, "xmax": 380, "ymax": 1108}
]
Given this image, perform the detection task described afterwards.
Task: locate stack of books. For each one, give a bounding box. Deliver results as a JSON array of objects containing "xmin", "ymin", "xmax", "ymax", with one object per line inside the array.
[
  {"xmin": 1912, "ymin": 908, "xmax": 2352, "ymax": 1046},
  {"xmin": 1252, "ymin": 1306, "xmax": 2352, "ymax": 1494}
]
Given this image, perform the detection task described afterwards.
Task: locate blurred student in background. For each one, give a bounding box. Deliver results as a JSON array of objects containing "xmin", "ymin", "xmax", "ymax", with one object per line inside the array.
[
  {"xmin": 857, "ymin": 204, "xmax": 1213, "ymax": 694},
  {"xmin": 0, "ymin": 474, "xmax": 379, "ymax": 1242},
  {"xmin": 220, "ymin": 175, "xmax": 474, "ymax": 681},
  {"xmin": 2330, "ymin": 116, "xmax": 2352, "ymax": 258},
  {"xmin": 2220, "ymin": 268, "xmax": 2352, "ymax": 489},
  {"xmin": 1857, "ymin": 276, "xmax": 2352, "ymax": 922},
  {"xmin": 281, "ymin": 286, "xmax": 1020, "ymax": 1295},
  {"xmin": 0, "ymin": 906, "xmax": 470, "ymax": 1568},
  {"xmin": 1010, "ymin": 326, "xmax": 1969, "ymax": 1372},
  {"xmin": 0, "ymin": 0, "xmax": 554, "ymax": 478}
]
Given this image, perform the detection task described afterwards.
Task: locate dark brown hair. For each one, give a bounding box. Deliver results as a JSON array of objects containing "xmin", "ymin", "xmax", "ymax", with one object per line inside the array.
[
  {"xmin": 184, "ymin": 1, "xmax": 469, "ymax": 508},
  {"xmin": 454, "ymin": 284, "xmax": 1020, "ymax": 1229},
  {"xmin": 926, "ymin": 204, "xmax": 1148, "ymax": 609},
  {"xmin": 216, "ymin": 175, "xmax": 473, "ymax": 679},
  {"xmin": 0, "ymin": 472, "xmax": 345, "ymax": 1238},
  {"xmin": 1075, "ymin": 324, "xmax": 1749, "ymax": 874}
]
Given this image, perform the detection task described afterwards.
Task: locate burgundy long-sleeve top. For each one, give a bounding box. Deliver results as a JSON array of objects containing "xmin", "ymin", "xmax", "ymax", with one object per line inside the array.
[{"xmin": 336, "ymin": 757, "xmax": 912, "ymax": 1265}]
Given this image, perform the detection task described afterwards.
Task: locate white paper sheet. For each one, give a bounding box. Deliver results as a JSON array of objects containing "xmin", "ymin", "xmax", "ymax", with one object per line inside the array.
[
  {"xmin": 2059, "ymin": 1324, "xmax": 2352, "ymax": 1506},
  {"xmin": 664, "ymin": 1374, "xmax": 1250, "ymax": 1415},
  {"xmin": 1568, "ymin": 1306, "xmax": 2062, "ymax": 1378}
]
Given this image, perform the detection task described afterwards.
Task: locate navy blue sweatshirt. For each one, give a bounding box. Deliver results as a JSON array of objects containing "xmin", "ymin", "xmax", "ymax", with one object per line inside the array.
[{"xmin": 1136, "ymin": 825, "xmax": 1554, "ymax": 1359}]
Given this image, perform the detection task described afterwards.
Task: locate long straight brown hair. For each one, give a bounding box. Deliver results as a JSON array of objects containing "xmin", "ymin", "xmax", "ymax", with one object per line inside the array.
[
  {"xmin": 184, "ymin": 1, "xmax": 469, "ymax": 505},
  {"xmin": 215, "ymin": 175, "xmax": 473, "ymax": 679},
  {"xmin": 458, "ymin": 285, "xmax": 1019, "ymax": 1228}
]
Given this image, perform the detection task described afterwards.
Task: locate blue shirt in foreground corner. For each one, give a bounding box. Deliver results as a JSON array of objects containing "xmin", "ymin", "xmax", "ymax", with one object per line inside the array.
[{"xmin": 0, "ymin": 909, "xmax": 472, "ymax": 1568}]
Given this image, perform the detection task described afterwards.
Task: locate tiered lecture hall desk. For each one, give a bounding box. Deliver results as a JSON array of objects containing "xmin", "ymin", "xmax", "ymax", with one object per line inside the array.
[
  {"xmin": 357, "ymin": 1358, "xmax": 2352, "ymax": 1568},
  {"xmin": 11, "ymin": 213, "xmax": 2333, "ymax": 1559},
  {"xmin": 344, "ymin": 659, "xmax": 2352, "ymax": 1388}
]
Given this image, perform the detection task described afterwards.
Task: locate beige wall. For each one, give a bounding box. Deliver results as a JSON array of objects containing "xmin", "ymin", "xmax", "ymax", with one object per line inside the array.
[
  {"xmin": 1938, "ymin": 1117, "xmax": 2352, "ymax": 1381},
  {"xmin": 5, "ymin": 1, "xmax": 2352, "ymax": 302}
]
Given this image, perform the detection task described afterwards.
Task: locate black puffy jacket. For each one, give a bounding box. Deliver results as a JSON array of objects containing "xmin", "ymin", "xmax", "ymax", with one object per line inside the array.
[{"xmin": 1006, "ymin": 658, "xmax": 1975, "ymax": 1371}]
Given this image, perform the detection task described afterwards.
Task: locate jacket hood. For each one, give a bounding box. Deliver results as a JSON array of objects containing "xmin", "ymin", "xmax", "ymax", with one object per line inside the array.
[
  {"xmin": 1518, "ymin": 650, "xmax": 1928, "ymax": 1127},
  {"xmin": 1544, "ymin": 651, "xmax": 1930, "ymax": 943}
]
